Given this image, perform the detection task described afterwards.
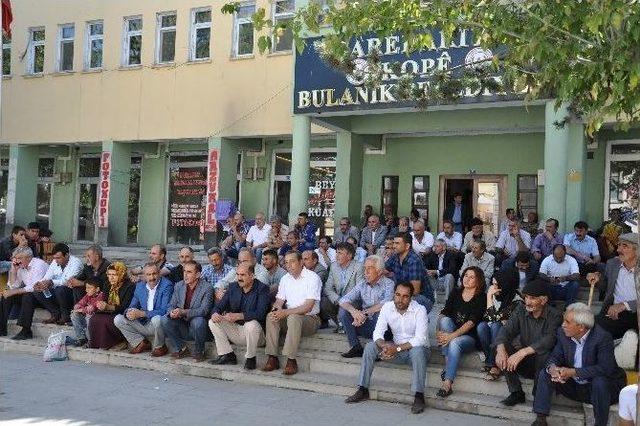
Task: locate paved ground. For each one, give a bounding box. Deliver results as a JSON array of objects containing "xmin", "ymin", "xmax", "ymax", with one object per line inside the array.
[{"xmin": 0, "ymin": 353, "xmax": 511, "ymax": 426}]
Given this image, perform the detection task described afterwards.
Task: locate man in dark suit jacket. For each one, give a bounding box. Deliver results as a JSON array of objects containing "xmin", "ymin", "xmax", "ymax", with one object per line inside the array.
[
  {"xmin": 443, "ymin": 193, "xmax": 472, "ymax": 234},
  {"xmin": 423, "ymin": 239, "xmax": 458, "ymax": 303},
  {"xmin": 160, "ymin": 261, "xmax": 214, "ymax": 362},
  {"xmin": 208, "ymin": 263, "xmax": 270, "ymax": 370},
  {"xmin": 532, "ymin": 303, "xmax": 626, "ymax": 426}
]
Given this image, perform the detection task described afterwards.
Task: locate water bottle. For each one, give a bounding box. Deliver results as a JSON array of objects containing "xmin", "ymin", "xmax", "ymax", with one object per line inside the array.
[{"xmin": 43, "ymin": 287, "xmax": 52, "ymax": 298}]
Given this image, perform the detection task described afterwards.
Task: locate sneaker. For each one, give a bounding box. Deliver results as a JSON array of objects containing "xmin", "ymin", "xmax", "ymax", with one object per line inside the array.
[
  {"xmin": 345, "ymin": 387, "xmax": 369, "ymax": 403},
  {"xmin": 500, "ymin": 391, "xmax": 526, "ymax": 406}
]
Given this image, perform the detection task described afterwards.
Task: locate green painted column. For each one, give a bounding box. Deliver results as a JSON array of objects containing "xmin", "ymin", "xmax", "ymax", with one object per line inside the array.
[
  {"xmin": 137, "ymin": 144, "xmax": 168, "ymax": 246},
  {"xmin": 49, "ymin": 154, "xmax": 77, "ymax": 243},
  {"xmin": 543, "ymin": 101, "xmax": 570, "ymax": 231},
  {"xmin": 97, "ymin": 141, "xmax": 131, "ymax": 246},
  {"xmin": 6, "ymin": 145, "xmax": 39, "ymax": 231},
  {"xmin": 334, "ymin": 131, "xmax": 363, "ymax": 226},
  {"xmin": 565, "ymin": 121, "xmax": 586, "ymax": 230},
  {"xmin": 289, "ymin": 115, "xmax": 311, "ymax": 225}
]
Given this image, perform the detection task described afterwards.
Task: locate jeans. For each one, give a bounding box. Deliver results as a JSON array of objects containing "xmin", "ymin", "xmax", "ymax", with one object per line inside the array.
[
  {"xmin": 477, "ymin": 321, "xmax": 502, "ymax": 367},
  {"xmin": 358, "ymin": 341, "xmax": 430, "ymax": 393},
  {"xmin": 439, "ymin": 316, "xmax": 477, "ymax": 382},
  {"xmin": 548, "ymin": 281, "xmax": 580, "ymax": 306},
  {"xmin": 160, "ymin": 315, "xmax": 209, "ymax": 355},
  {"xmin": 338, "ymin": 308, "xmax": 378, "ymax": 348},
  {"xmin": 70, "ymin": 311, "xmax": 92, "ymax": 340},
  {"xmin": 0, "ymin": 260, "xmax": 12, "ymax": 273}
]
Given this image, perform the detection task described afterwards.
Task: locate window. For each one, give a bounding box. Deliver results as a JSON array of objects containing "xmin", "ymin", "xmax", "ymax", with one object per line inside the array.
[
  {"xmin": 156, "ymin": 12, "xmax": 176, "ymax": 64},
  {"xmin": 233, "ymin": 3, "xmax": 255, "ymax": 57},
  {"xmin": 2, "ymin": 35, "xmax": 10, "ymax": 75},
  {"xmin": 190, "ymin": 7, "xmax": 211, "ymax": 61},
  {"xmin": 85, "ymin": 20, "xmax": 104, "ymax": 70},
  {"xmin": 128, "ymin": 157, "xmax": 142, "ymax": 243},
  {"xmin": 27, "ymin": 27, "xmax": 45, "ymax": 74},
  {"xmin": 381, "ymin": 176, "xmax": 399, "ymax": 217},
  {"xmin": 411, "ymin": 176, "xmax": 429, "ymax": 220},
  {"xmin": 123, "ymin": 16, "xmax": 143, "ymax": 66},
  {"xmin": 272, "ymin": 0, "xmax": 294, "ymax": 52},
  {"xmin": 517, "ymin": 174, "xmax": 538, "ymax": 219},
  {"xmin": 57, "ymin": 24, "xmax": 75, "ymax": 72},
  {"xmin": 37, "ymin": 158, "xmax": 55, "ymax": 229}
]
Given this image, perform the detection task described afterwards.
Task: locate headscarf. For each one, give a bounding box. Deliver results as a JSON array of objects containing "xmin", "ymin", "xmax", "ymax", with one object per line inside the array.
[
  {"xmin": 107, "ymin": 261, "xmax": 128, "ymax": 307},
  {"xmin": 493, "ymin": 269, "xmax": 519, "ymax": 303}
]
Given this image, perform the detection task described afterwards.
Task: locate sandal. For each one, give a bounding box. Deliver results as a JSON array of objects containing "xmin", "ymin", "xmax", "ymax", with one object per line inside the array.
[
  {"xmin": 436, "ymin": 387, "xmax": 453, "ymax": 398},
  {"xmin": 484, "ymin": 367, "xmax": 502, "ymax": 381}
]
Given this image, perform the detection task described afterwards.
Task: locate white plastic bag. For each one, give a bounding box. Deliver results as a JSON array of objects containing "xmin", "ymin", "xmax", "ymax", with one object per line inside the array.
[{"xmin": 43, "ymin": 330, "xmax": 69, "ymax": 362}]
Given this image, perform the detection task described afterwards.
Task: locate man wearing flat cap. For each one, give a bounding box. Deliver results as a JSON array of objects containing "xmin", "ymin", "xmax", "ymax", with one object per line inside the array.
[
  {"xmin": 494, "ymin": 279, "xmax": 563, "ymax": 406},
  {"xmin": 587, "ymin": 232, "xmax": 639, "ymax": 339}
]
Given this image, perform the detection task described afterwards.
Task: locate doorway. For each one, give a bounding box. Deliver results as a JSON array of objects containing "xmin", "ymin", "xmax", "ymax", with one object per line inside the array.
[
  {"xmin": 439, "ymin": 175, "xmax": 506, "ymax": 235},
  {"xmin": 75, "ymin": 157, "xmax": 101, "ymax": 242}
]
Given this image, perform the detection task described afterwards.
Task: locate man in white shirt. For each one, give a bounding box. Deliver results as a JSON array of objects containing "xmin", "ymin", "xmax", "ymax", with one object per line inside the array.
[
  {"xmin": 539, "ymin": 244, "xmax": 581, "ymax": 305},
  {"xmin": 345, "ymin": 281, "xmax": 430, "ymax": 414},
  {"xmin": 436, "ymin": 219, "xmax": 463, "ymax": 252},
  {"xmin": 0, "ymin": 247, "xmax": 48, "ymax": 338},
  {"xmin": 246, "ymin": 212, "xmax": 271, "ymax": 262},
  {"xmin": 315, "ymin": 236, "xmax": 336, "ymax": 269},
  {"xmin": 618, "ymin": 384, "xmax": 637, "ymax": 425},
  {"xmin": 410, "ymin": 221, "xmax": 434, "ymax": 256},
  {"xmin": 496, "ymin": 220, "xmax": 531, "ymax": 267},
  {"xmin": 262, "ymin": 251, "xmax": 322, "ymax": 376},
  {"xmin": 30, "ymin": 243, "xmax": 83, "ymax": 327}
]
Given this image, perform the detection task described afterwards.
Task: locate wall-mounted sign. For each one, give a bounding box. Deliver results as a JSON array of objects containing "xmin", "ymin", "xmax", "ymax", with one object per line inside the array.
[
  {"xmin": 294, "ymin": 30, "xmax": 512, "ymax": 115},
  {"xmin": 97, "ymin": 152, "xmax": 111, "ymax": 228},
  {"xmin": 204, "ymin": 149, "xmax": 219, "ymax": 232}
]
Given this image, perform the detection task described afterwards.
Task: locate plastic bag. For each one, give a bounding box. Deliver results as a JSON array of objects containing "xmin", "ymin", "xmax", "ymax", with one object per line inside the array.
[{"xmin": 43, "ymin": 330, "xmax": 69, "ymax": 362}]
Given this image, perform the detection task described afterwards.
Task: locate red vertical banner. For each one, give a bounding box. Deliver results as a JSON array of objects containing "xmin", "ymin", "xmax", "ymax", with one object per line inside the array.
[
  {"xmin": 98, "ymin": 152, "xmax": 111, "ymax": 228},
  {"xmin": 204, "ymin": 149, "xmax": 219, "ymax": 232}
]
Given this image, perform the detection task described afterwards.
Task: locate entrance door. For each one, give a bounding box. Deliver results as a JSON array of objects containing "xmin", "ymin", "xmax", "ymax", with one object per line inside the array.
[
  {"xmin": 439, "ymin": 175, "xmax": 506, "ymax": 234},
  {"xmin": 76, "ymin": 157, "xmax": 101, "ymax": 242}
]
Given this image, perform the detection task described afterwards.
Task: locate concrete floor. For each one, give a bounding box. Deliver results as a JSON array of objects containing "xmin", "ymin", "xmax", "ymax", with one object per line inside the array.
[{"xmin": 0, "ymin": 352, "xmax": 513, "ymax": 426}]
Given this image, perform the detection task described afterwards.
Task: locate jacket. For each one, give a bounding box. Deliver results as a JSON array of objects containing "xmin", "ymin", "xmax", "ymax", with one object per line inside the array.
[
  {"xmin": 324, "ymin": 260, "xmax": 365, "ymax": 304},
  {"xmin": 424, "ymin": 251, "xmax": 459, "ymax": 281},
  {"xmin": 128, "ymin": 277, "xmax": 174, "ymax": 323},
  {"xmin": 599, "ymin": 257, "xmax": 636, "ymax": 313},
  {"xmin": 213, "ymin": 279, "xmax": 270, "ymax": 328},
  {"xmin": 167, "ymin": 278, "xmax": 214, "ymax": 320}
]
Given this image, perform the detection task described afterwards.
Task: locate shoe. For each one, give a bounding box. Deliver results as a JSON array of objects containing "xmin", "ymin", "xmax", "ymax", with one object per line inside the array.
[
  {"xmin": 345, "ymin": 387, "xmax": 370, "ymax": 403},
  {"xmin": 193, "ymin": 353, "xmax": 206, "ymax": 362},
  {"xmin": 74, "ymin": 338, "xmax": 88, "ymax": 347},
  {"xmin": 319, "ymin": 320, "xmax": 329, "ymax": 329},
  {"xmin": 531, "ymin": 416, "xmax": 548, "ymax": 426},
  {"xmin": 500, "ymin": 391, "xmax": 526, "ymax": 406},
  {"xmin": 11, "ymin": 329, "xmax": 33, "ymax": 340},
  {"xmin": 57, "ymin": 317, "xmax": 71, "ymax": 326},
  {"xmin": 244, "ymin": 357, "xmax": 257, "ymax": 370},
  {"xmin": 261, "ymin": 355, "xmax": 280, "ymax": 372},
  {"xmin": 151, "ymin": 345, "xmax": 168, "ymax": 357},
  {"xmin": 411, "ymin": 393, "xmax": 426, "ymax": 414},
  {"xmin": 171, "ymin": 346, "xmax": 191, "ymax": 359},
  {"xmin": 341, "ymin": 345, "xmax": 364, "ymax": 358},
  {"xmin": 42, "ymin": 316, "xmax": 59, "ymax": 325},
  {"xmin": 283, "ymin": 358, "xmax": 298, "ymax": 375},
  {"xmin": 129, "ymin": 339, "xmax": 151, "ymax": 354},
  {"xmin": 209, "ymin": 352, "xmax": 238, "ymax": 365},
  {"xmin": 436, "ymin": 387, "xmax": 453, "ymax": 398}
]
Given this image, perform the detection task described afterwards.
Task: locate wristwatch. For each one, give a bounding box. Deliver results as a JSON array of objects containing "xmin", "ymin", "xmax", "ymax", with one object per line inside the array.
[{"xmin": 396, "ymin": 346, "xmax": 402, "ymax": 353}]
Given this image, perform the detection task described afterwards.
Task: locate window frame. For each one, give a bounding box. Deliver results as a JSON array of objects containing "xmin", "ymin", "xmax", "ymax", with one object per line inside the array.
[
  {"xmin": 56, "ymin": 23, "xmax": 75, "ymax": 72},
  {"xmin": 122, "ymin": 15, "xmax": 143, "ymax": 67},
  {"xmin": 232, "ymin": 2, "xmax": 255, "ymax": 58},
  {"xmin": 411, "ymin": 175, "xmax": 430, "ymax": 220},
  {"xmin": 380, "ymin": 175, "xmax": 399, "ymax": 218},
  {"xmin": 517, "ymin": 174, "xmax": 538, "ymax": 219},
  {"xmin": 27, "ymin": 27, "xmax": 46, "ymax": 75},
  {"xmin": 272, "ymin": 0, "xmax": 295, "ymax": 53},
  {"xmin": 155, "ymin": 11, "xmax": 177, "ymax": 65},
  {"xmin": 2, "ymin": 34, "xmax": 10, "ymax": 76},
  {"xmin": 84, "ymin": 20, "xmax": 104, "ymax": 70},
  {"xmin": 189, "ymin": 7, "xmax": 212, "ymax": 61}
]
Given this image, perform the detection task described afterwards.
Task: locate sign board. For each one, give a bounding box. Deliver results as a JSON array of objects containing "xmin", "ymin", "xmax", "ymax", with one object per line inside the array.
[
  {"xmin": 98, "ymin": 152, "xmax": 111, "ymax": 228},
  {"xmin": 294, "ymin": 30, "xmax": 513, "ymax": 115},
  {"xmin": 168, "ymin": 167, "xmax": 207, "ymax": 229},
  {"xmin": 204, "ymin": 149, "xmax": 220, "ymax": 232}
]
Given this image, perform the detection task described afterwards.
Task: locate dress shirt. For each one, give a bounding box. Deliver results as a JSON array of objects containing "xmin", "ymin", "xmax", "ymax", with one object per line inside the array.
[
  {"xmin": 539, "ymin": 254, "xmax": 579, "ymax": 287},
  {"xmin": 614, "ymin": 264, "xmax": 636, "ymax": 307},
  {"xmin": 460, "ymin": 251, "xmax": 495, "ymax": 285},
  {"xmin": 563, "ymin": 234, "xmax": 600, "ymax": 262},
  {"xmin": 355, "ymin": 247, "xmax": 367, "ymax": 263},
  {"xmin": 385, "ymin": 250, "xmax": 434, "ymax": 302},
  {"xmin": 373, "ymin": 300, "xmax": 429, "ymax": 347},
  {"xmin": 339, "ymin": 276, "xmax": 394, "ymax": 310},
  {"xmin": 247, "ymin": 224, "xmax": 272, "ymax": 247},
  {"xmin": 496, "ymin": 304, "xmax": 562, "ymax": 355},
  {"xmin": 532, "ymin": 232, "xmax": 563, "ymax": 258},
  {"xmin": 411, "ymin": 232, "xmax": 434, "ymax": 254},
  {"xmin": 201, "ymin": 263, "xmax": 234, "ymax": 287},
  {"xmin": 572, "ymin": 330, "xmax": 591, "ymax": 384},
  {"xmin": 266, "ymin": 266, "xmax": 287, "ymax": 288},
  {"xmin": 496, "ymin": 229, "xmax": 532, "ymax": 257},
  {"xmin": 43, "ymin": 255, "xmax": 84, "ymax": 288},
  {"xmin": 215, "ymin": 263, "xmax": 270, "ymax": 290},
  {"xmin": 146, "ymin": 283, "xmax": 157, "ymax": 312},
  {"xmin": 452, "ymin": 205, "xmax": 462, "ymax": 223},
  {"xmin": 315, "ymin": 247, "xmax": 337, "ymax": 269},
  {"xmin": 462, "ymin": 230, "xmax": 496, "ymax": 252},
  {"xmin": 276, "ymin": 267, "xmax": 322, "ymax": 315},
  {"xmin": 436, "ymin": 231, "xmax": 463, "ymax": 250},
  {"xmin": 8, "ymin": 257, "xmax": 49, "ymax": 291}
]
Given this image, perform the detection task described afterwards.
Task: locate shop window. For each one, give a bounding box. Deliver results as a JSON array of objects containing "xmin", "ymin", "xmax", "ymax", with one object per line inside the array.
[
  {"xmin": 127, "ymin": 157, "xmax": 142, "ymax": 243},
  {"xmin": 233, "ymin": 3, "xmax": 255, "ymax": 57},
  {"xmin": 123, "ymin": 16, "xmax": 143, "ymax": 66},
  {"xmin": 37, "ymin": 158, "xmax": 55, "ymax": 230},
  {"xmin": 607, "ymin": 141, "xmax": 640, "ymax": 231},
  {"xmin": 27, "ymin": 27, "xmax": 45, "ymax": 74},
  {"xmin": 381, "ymin": 176, "xmax": 399, "ymax": 218},
  {"xmin": 517, "ymin": 174, "xmax": 538, "ymax": 219},
  {"xmin": 57, "ymin": 24, "xmax": 75, "ymax": 72},
  {"xmin": 167, "ymin": 154, "xmax": 207, "ymax": 245},
  {"xmin": 411, "ymin": 175, "xmax": 429, "ymax": 222},
  {"xmin": 85, "ymin": 20, "xmax": 103, "ymax": 70},
  {"xmin": 3, "ymin": 35, "xmax": 11, "ymax": 75},
  {"xmin": 190, "ymin": 7, "xmax": 211, "ymax": 61},
  {"xmin": 272, "ymin": 0, "xmax": 294, "ymax": 52},
  {"xmin": 156, "ymin": 12, "xmax": 177, "ymax": 64}
]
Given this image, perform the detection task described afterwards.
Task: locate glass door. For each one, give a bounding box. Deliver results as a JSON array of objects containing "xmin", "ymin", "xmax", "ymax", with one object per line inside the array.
[
  {"xmin": 606, "ymin": 142, "xmax": 640, "ymax": 231},
  {"xmin": 76, "ymin": 157, "xmax": 101, "ymax": 242}
]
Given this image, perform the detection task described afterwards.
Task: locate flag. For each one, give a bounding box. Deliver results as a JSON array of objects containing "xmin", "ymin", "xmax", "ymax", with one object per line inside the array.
[{"xmin": 2, "ymin": 0, "xmax": 12, "ymax": 38}]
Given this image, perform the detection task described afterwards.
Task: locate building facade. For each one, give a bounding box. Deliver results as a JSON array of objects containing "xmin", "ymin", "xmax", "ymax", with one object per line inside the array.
[{"xmin": 0, "ymin": 0, "xmax": 637, "ymax": 248}]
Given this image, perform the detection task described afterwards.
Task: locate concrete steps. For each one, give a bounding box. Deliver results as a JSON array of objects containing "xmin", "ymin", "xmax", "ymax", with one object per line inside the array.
[{"xmin": 2, "ymin": 320, "xmax": 590, "ymax": 425}]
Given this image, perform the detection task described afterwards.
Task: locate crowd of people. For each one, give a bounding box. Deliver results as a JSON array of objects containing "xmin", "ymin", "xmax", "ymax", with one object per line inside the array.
[{"xmin": 0, "ymin": 205, "xmax": 638, "ymax": 425}]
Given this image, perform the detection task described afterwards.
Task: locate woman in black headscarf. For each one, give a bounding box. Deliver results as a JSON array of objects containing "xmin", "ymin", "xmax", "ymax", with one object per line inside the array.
[{"xmin": 477, "ymin": 269, "xmax": 522, "ymax": 380}]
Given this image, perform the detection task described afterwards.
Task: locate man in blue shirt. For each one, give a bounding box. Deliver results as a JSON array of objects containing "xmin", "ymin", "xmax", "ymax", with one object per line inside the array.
[
  {"xmin": 385, "ymin": 232, "xmax": 434, "ymax": 313},
  {"xmin": 295, "ymin": 212, "xmax": 317, "ymax": 250},
  {"xmin": 563, "ymin": 221, "xmax": 602, "ymax": 276}
]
